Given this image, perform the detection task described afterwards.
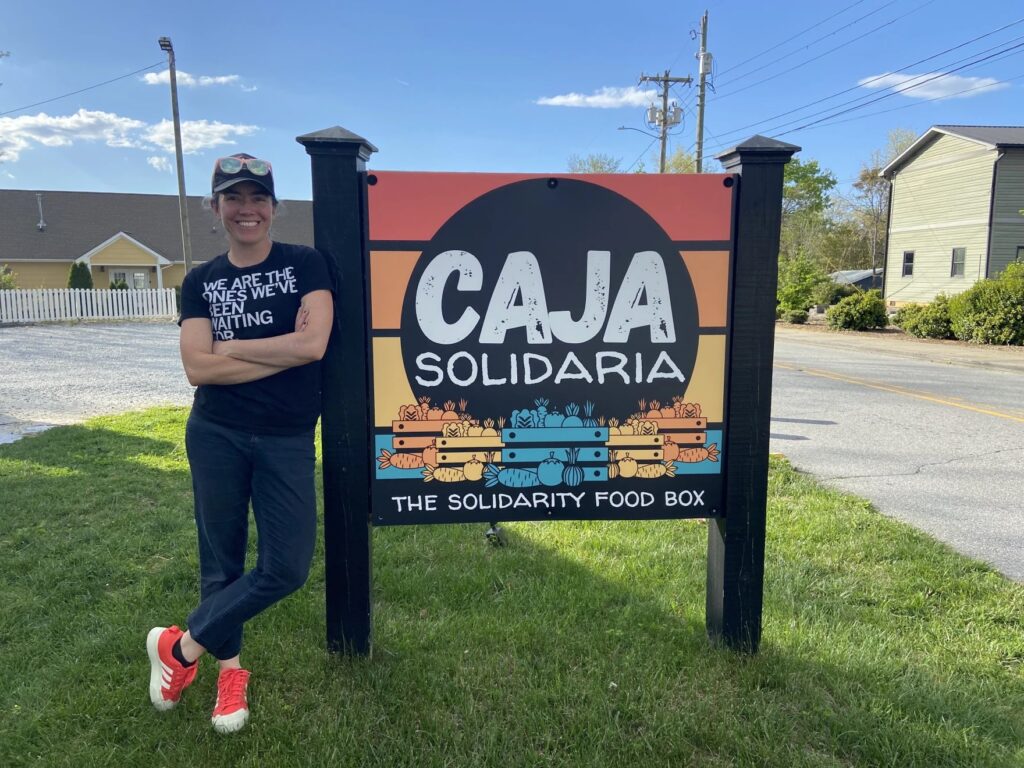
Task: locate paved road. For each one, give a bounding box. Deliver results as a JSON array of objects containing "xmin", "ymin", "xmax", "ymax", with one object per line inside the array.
[
  {"xmin": 2, "ymin": 321, "xmax": 1022, "ymax": 582},
  {"xmin": 771, "ymin": 325, "xmax": 1024, "ymax": 581}
]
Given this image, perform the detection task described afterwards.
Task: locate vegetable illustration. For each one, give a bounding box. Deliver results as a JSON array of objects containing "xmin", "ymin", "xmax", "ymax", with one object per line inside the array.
[
  {"xmin": 398, "ymin": 403, "xmax": 421, "ymax": 421},
  {"xmin": 533, "ymin": 398, "xmax": 550, "ymax": 426},
  {"xmin": 636, "ymin": 461, "xmax": 677, "ymax": 479},
  {"xmin": 581, "ymin": 401, "xmax": 597, "ymax": 427},
  {"xmin": 678, "ymin": 443, "xmax": 719, "ymax": 463},
  {"xmin": 377, "ymin": 449, "xmax": 425, "ymax": 470},
  {"xmin": 537, "ymin": 452, "xmax": 566, "ymax": 487},
  {"xmin": 484, "ymin": 464, "xmax": 541, "ymax": 488},
  {"xmin": 608, "ymin": 418, "xmax": 621, "ymax": 436},
  {"xmin": 607, "ymin": 462, "xmax": 619, "ymax": 480},
  {"xmin": 442, "ymin": 422, "xmax": 463, "ymax": 437},
  {"xmin": 422, "ymin": 440, "xmax": 438, "ymax": 466},
  {"xmin": 562, "ymin": 403, "xmax": 583, "ymax": 427},
  {"xmin": 511, "ymin": 408, "xmax": 535, "ymax": 428},
  {"xmin": 617, "ymin": 453, "xmax": 638, "ymax": 478},
  {"xmin": 646, "ymin": 400, "xmax": 663, "ymax": 419},
  {"xmin": 463, "ymin": 455, "xmax": 485, "ymax": 481},
  {"xmin": 679, "ymin": 402, "xmax": 702, "ymax": 418},
  {"xmin": 662, "ymin": 438, "xmax": 680, "ymax": 463},
  {"xmin": 427, "ymin": 402, "xmax": 444, "ymax": 420},
  {"xmin": 562, "ymin": 448, "xmax": 584, "ymax": 487},
  {"xmin": 544, "ymin": 406, "xmax": 564, "ymax": 428},
  {"xmin": 441, "ymin": 400, "xmax": 459, "ymax": 421},
  {"xmin": 466, "ymin": 419, "xmax": 484, "ymax": 437},
  {"xmin": 418, "ymin": 395, "xmax": 432, "ymax": 419},
  {"xmin": 481, "ymin": 418, "xmax": 499, "ymax": 438},
  {"xmin": 422, "ymin": 464, "xmax": 466, "ymax": 482}
]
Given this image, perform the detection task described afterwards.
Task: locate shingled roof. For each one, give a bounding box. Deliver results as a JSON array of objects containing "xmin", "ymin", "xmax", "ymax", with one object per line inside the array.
[
  {"xmin": 882, "ymin": 125, "xmax": 1024, "ymax": 178},
  {"xmin": 0, "ymin": 190, "xmax": 314, "ymax": 263}
]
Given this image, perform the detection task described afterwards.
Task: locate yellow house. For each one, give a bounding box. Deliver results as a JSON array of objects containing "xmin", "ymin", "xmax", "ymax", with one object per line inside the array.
[
  {"xmin": 881, "ymin": 125, "xmax": 1024, "ymax": 306},
  {"xmin": 0, "ymin": 190, "xmax": 313, "ymax": 289}
]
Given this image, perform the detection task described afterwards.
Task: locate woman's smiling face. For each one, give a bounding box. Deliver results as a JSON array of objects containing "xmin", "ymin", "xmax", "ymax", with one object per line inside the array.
[{"xmin": 213, "ymin": 181, "xmax": 276, "ymax": 247}]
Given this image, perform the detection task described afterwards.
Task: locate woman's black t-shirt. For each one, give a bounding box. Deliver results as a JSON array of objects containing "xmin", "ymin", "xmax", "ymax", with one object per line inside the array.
[{"xmin": 179, "ymin": 242, "xmax": 334, "ymax": 435}]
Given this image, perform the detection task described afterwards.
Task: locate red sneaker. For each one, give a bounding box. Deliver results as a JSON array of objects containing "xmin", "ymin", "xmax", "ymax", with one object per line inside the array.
[
  {"xmin": 212, "ymin": 668, "xmax": 251, "ymax": 734},
  {"xmin": 146, "ymin": 626, "xmax": 198, "ymax": 711}
]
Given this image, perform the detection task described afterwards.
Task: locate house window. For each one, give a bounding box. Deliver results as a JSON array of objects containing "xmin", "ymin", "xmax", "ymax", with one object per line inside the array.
[
  {"xmin": 131, "ymin": 271, "xmax": 148, "ymax": 289},
  {"xmin": 902, "ymin": 251, "xmax": 914, "ymax": 277},
  {"xmin": 951, "ymin": 247, "xmax": 966, "ymax": 277},
  {"xmin": 111, "ymin": 270, "xmax": 128, "ymax": 286}
]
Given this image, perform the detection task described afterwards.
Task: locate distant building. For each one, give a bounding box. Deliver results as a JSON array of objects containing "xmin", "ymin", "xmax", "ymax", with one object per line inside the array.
[
  {"xmin": 881, "ymin": 125, "xmax": 1024, "ymax": 306},
  {"xmin": 829, "ymin": 268, "xmax": 883, "ymax": 291},
  {"xmin": 0, "ymin": 190, "xmax": 313, "ymax": 289}
]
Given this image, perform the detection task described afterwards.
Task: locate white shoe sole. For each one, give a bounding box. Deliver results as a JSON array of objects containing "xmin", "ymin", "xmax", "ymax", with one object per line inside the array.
[
  {"xmin": 146, "ymin": 627, "xmax": 176, "ymax": 712},
  {"xmin": 212, "ymin": 708, "xmax": 250, "ymax": 734}
]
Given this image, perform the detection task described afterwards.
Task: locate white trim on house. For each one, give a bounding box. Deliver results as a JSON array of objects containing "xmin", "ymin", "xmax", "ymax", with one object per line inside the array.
[
  {"xmin": 882, "ymin": 127, "xmax": 1001, "ymax": 178},
  {"xmin": 74, "ymin": 232, "xmax": 172, "ymax": 267}
]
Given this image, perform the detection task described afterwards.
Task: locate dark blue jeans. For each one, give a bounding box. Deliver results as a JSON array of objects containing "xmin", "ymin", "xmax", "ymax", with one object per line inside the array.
[{"xmin": 184, "ymin": 412, "xmax": 317, "ymax": 660}]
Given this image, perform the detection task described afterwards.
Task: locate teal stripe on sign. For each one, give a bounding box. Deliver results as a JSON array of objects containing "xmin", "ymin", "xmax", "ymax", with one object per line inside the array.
[{"xmin": 503, "ymin": 447, "xmax": 608, "ymax": 464}]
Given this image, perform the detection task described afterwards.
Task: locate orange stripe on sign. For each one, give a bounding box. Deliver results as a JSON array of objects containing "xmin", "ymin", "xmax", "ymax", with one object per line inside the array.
[
  {"xmin": 370, "ymin": 251, "xmax": 420, "ymax": 329},
  {"xmin": 680, "ymin": 251, "xmax": 730, "ymax": 328}
]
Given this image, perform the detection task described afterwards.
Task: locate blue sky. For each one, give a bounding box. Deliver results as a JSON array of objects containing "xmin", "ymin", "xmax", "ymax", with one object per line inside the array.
[{"xmin": 1, "ymin": 0, "xmax": 1021, "ymax": 200}]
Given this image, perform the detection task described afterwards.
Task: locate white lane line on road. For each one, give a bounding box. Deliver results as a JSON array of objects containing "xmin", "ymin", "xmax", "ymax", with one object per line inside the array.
[{"xmin": 775, "ymin": 363, "xmax": 1024, "ymax": 425}]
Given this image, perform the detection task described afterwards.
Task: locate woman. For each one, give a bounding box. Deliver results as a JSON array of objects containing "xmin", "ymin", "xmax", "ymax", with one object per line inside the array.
[{"xmin": 147, "ymin": 153, "xmax": 334, "ymax": 734}]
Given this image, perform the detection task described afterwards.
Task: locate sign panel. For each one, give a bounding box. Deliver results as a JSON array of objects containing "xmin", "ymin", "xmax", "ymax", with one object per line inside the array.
[{"xmin": 366, "ymin": 172, "xmax": 735, "ymax": 525}]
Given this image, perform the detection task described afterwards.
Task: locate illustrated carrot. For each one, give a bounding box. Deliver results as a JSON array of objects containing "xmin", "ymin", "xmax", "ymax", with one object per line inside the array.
[
  {"xmin": 677, "ymin": 443, "xmax": 720, "ymax": 463},
  {"xmin": 636, "ymin": 461, "xmax": 677, "ymax": 479},
  {"xmin": 483, "ymin": 464, "xmax": 540, "ymax": 488},
  {"xmin": 378, "ymin": 449, "xmax": 425, "ymax": 470},
  {"xmin": 422, "ymin": 464, "xmax": 466, "ymax": 482}
]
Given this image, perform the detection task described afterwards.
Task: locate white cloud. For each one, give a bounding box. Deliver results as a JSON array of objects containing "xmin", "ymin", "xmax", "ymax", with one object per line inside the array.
[
  {"xmin": 143, "ymin": 69, "xmax": 242, "ymax": 88},
  {"xmin": 143, "ymin": 119, "xmax": 259, "ymax": 154},
  {"xmin": 0, "ymin": 108, "xmax": 258, "ymax": 163},
  {"xmin": 858, "ymin": 72, "xmax": 1008, "ymax": 100},
  {"xmin": 147, "ymin": 155, "xmax": 172, "ymax": 173},
  {"xmin": 536, "ymin": 86, "xmax": 657, "ymax": 108}
]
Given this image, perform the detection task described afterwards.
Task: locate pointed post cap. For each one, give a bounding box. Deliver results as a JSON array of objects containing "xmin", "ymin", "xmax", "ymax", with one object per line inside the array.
[
  {"xmin": 715, "ymin": 135, "xmax": 800, "ymax": 171},
  {"xmin": 296, "ymin": 126, "xmax": 378, "ymax": 161}
]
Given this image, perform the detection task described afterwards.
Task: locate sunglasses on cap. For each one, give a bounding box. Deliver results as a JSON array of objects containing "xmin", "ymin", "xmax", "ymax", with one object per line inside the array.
[{"xmin": 216, "ymin": 156, "xmax": 273, "ymax": 176}]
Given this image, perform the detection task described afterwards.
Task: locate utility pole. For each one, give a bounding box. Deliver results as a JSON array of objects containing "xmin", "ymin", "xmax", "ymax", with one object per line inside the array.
[
  {"xmin": 695, "ymin": 11, "xmax": 712, "ymax": 172},
  {"xmin": 638, "ymin": 70, "xmax": 691, "ymax": 172},
  {"xmin": 158, "ymin": 37, "xmax": 194, "ymax": 274}
]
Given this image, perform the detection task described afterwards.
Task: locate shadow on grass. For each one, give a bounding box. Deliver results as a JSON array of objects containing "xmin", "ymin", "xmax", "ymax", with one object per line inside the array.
[{"xmin": 1, "ymin": 411, "xmax": 1022, "ymax": 767}]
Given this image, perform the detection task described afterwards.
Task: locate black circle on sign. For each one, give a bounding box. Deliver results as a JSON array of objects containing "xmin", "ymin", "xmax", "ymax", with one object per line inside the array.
[{"xmin": 399, "ymin": 177, "xmax": 699, "ymax": 421}]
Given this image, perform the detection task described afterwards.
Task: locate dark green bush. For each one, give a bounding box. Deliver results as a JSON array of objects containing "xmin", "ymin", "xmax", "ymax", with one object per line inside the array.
[
  {"xmin": 810, "ymin": 280, "xmax": 857, "ymax": 307},
  {"xmin": 948, "ymin": 263, "xmax": 1024, "ymax": 345},
  {"xmin": 783, "ymin": 309, "xmax": 809, "ymax": 324},
  {"xmin": 826, "ymin": 289, "xmax": 888, "ymax": 331},
  {"xmin": 109, "ymin": 279, "xmax": 129, "ymax": 290},
  {"xmin": 0, "ymin": 264, "xmax": 17, "ymax": 290},
  {"xmin": 67, "ymin": 262, "xmax": 93, "ymax": 289},
  {"xmin": 898, "ymin": 295, "xmax": 953, "ymax": 339},
  {"xmin": 777, "ymin": 254, "xmax": 828, "ymax": 312},
  {"xmin": 891, "ymin": 303, "xmax": 923, "ymax": 329}
]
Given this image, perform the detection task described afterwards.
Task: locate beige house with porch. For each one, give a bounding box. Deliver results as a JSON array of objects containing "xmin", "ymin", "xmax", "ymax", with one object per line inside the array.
[
  {"xmin": 881, "ymin": 125, "xmax": 1024, "ymax": 306},
  {"xmin": 0, "ymin": 190, "xmax": 313, "ymax": 290}
]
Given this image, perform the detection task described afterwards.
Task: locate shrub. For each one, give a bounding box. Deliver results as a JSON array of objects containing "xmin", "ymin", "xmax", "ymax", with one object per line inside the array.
[
  {"xmin": 67, "ymin": 262, "xmax": 93, "ymax": 289},
  {"xmin": 810, "ymin": 280, "xmax": 857, "ymax": 307},
  {"xmin": 777, "ymin": 254, "xmax": 828, "ymax": 312},
  {"xmin": 783, "ymin": 309, "xmax": 808, "ymax": 324},
  {"xmin": 109, "ymin": 279, "xmax": 129, "ymax": 290},
  {"xmin": 898, "ymin": 295, "xmax": 953, "ymax": 339},
  {"xmin": 948, "ymin": 263, "xmax": 1024, "ymax": 345},
  {"xmin": 826, "ymin": 289, "xmax": 888, "ymax": 331},
  {"xmin": 0, "ymin": 264, "xmax": 16, "ymax": 290}
]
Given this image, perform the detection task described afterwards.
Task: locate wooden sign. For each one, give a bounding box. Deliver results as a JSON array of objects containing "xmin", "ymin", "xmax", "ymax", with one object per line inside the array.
[{"xmin": 366, "ymin": 172, "xmax": 734, "ymax": 525}]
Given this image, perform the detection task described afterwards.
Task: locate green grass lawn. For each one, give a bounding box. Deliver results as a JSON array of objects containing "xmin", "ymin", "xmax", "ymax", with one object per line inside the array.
[{"xmin": 1, "ymin": 407, "xmax": 1022, "ymax": 767}]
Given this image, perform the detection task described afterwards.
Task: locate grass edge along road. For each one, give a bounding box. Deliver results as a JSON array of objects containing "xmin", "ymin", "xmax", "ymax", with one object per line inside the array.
[{"xmin": 1, "ymin": 407, "xmax": 1022, "ymax": 767}]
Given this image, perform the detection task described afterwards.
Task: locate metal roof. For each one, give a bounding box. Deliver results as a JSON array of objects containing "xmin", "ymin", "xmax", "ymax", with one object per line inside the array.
[{"xmin": 0, "ymin": 190, "xmax": 313, "ymax": 264}]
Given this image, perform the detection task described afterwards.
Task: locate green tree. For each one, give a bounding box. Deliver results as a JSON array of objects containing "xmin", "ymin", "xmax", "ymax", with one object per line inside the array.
[
  {"xmin": 67, "ymin": 262, "xmax": 93, "ymax": 289},
  {"xmin": 782, "ymin": 158, "xmax": 837, "ymax": 217},
  {"xmin": 0, "ymin": 263, "xmax": 17, "ymax": 289},
  {"xmin": 777, "ymin": 252, "xmax": 829, "ymax": 312},
  {"xmin": 567, "ymin": 153, "xmax": 621, "ymax": 173}
]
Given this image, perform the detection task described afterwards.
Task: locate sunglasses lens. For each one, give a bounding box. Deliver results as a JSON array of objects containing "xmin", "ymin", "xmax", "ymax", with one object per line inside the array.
[
  {"xmin": 219, "ymin": 157, "xmax": 243, "ymax": 173},
  {"xmin": 246, "ymin": 159, "xmax": 270, "ymax": 176}
]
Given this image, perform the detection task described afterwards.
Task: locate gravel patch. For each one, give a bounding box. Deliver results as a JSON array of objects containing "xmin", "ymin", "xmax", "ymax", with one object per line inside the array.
[{"xmin": 0, "ymin": 321, "xmax": 195, "ymax": 443}]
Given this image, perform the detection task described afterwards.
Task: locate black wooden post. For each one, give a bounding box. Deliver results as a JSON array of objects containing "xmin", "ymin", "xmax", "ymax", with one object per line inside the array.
[
  {"xmin": 707, "ymin": 135, "xmax": 798, "ymax": 653},
  {"xmin": 296, "ymin": 126, "xmax": 378, "ymax": 655}
]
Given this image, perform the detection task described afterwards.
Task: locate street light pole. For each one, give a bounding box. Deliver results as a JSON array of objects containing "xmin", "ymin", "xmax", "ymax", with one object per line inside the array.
[{"xmin": 158, "ymin": 36, "xmax": 194, "ymax": 274}]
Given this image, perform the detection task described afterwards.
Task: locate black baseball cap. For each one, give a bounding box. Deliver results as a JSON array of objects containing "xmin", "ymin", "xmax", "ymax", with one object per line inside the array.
[{"xmin": 211, "ymin": 153, "xmax": 276, "ymax": 198}]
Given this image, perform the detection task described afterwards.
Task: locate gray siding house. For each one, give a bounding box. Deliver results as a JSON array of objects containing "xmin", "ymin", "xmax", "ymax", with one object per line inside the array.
[{"xmin": 881, "ymin": 125, "xmax": 1024, "ymax": 306}]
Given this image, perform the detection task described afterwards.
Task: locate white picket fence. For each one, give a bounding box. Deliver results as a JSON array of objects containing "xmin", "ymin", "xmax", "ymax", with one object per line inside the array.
[{"xmin": 0, "ymin": 288, "xmax": 178, "ymax": 324}]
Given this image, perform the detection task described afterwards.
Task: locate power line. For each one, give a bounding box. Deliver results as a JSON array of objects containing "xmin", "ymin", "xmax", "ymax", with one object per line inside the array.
[
  {"xmin": 712, "ymin": 0, "xmax": 939, "ymax": 102},
  {"xmin": 0, "ymin": 61, "xmax": 165, "ymax": 117},
  {"xmin": 706, "ymin": 20, "xmax": 1024, "ymax": 148},
  {"xmin": 775, "ymin": 40, "xmax": 1024, "ymax": 136},
  {"xmin": 626, "ymin": 137, "xmax": 659, "ymax": 172},
  {"xmin": 717, "ymin": 0, "xmax": 890, "ymax": 84}
]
